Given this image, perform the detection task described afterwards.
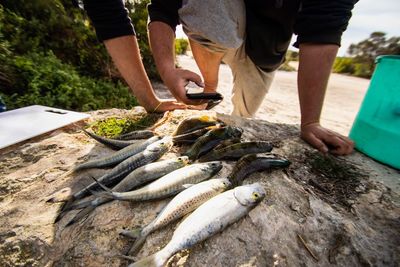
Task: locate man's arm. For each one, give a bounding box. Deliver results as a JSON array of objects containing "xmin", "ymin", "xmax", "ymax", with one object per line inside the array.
[
  {"xmin": 298, "ymin": 43, "xmax": 354, "ymax": 155},
  {"xmin": 148, "ymin": 22, "xmax": 204, "ymax": 105}
]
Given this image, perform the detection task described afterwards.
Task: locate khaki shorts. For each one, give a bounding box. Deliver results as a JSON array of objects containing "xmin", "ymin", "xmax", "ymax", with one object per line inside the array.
[{"xmin": 179, "ymin": 0, "xmax": 275, "ymax": 118}]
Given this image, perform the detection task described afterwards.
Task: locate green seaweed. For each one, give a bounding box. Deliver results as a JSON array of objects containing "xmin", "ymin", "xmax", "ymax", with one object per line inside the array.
[{"xmin": 90, "ymin": 114, "xmax": 160, "ymax": 138}]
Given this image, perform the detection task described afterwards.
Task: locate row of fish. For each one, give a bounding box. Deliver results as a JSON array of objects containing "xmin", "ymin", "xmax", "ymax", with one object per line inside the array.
[{"xmin": 49, "ymin": 115, "xmax": 290, "ymax": 266}]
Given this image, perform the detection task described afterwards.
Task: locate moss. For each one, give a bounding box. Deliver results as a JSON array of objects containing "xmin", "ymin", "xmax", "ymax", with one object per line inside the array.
[{"xmin": 89, "ymin": 113, "xmax": 160, "ymax": 138}]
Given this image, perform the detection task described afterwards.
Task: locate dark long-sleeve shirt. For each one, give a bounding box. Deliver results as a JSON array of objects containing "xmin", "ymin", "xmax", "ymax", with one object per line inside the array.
[{"xmin": 84, "ymin": 0, "xmax": 357, "ymax": 71}]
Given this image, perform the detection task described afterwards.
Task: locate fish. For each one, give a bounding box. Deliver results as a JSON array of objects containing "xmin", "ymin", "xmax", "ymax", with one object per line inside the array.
[
  {"xmin": 72, "ymin": 135, "xmax": 161, "ymax": 172},
  {"xmin": 115, "ymin": 130, "xmax": 154, "ymax": 140},
  {"xmin": 129, "ymin": 183, "xmax": 266, "ymax": 267},
  {"xmin": 228, "ymin": 154, "xmax": 291, "ymax": 187},
  {"xmin": 172, "ymin": 125, "xmax": 220, "ymax": 145},
  {"xmin": 56, "ymin": 137, "xmax": 173, "ymax": 219},
  {"xmin": 172, "ymin": 115, "xmax": 221, "ymax": 136},
  {"xmin": 95, "ymin": 162, "xmax": 223, "ymax": 202},
  {"xmin": 184, "ymin": 126, "xmax": 243, "ymax": 161},
  {"xmin": 121, "ymin": 178, "xmax": 231, "ymax": 256},
  {"xmin": 198, "ymin": 141, "xmax": 273, "ymax": 162},
  {"xmin": 82, "ymin": 129, "xmax": 143, "ymax": 150},
  {"xmin": 64, "ymin": 157, "xmax": 190, "ymax": 211}
]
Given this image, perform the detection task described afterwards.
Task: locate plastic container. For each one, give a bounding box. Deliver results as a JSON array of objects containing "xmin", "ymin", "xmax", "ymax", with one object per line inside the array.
[{"xmin": 349, "ymin": 55, "xmax": 400, "ymax": 169}]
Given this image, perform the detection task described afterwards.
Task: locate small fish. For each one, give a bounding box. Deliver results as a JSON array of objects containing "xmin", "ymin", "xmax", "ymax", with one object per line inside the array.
[
  {"xmin": 121, "ymin": 178, "xmax": 231, "ymax": 256},
  {"xmin": 130, "ymin": 183, "xmax": 266, "ymax": 267},
  {"xmin": 115, "ymin": 130, "xmax": 154, "ymax": 140},
  {"xmin": 72, "ymin": 135, "xmax": 161, "ymax": 172},
  {"xmin": 58, "ymin": 137, "xmax": 173, "ymax": 216},
  {"xmin": 172, "ymin": 115, "xmax": 221, "ymax": 136},
  {"xmin": 95, "ymin": 162, "xmax": 223, "ymax": 202},
  {"xmin": 172, "ymin": 125, "xmax": 220, "ymax": 145},
  {"xmin": 82, "ymin": 129, "xmax": 142, "ymax": 150},
  {"xmin": 198, "ymin": 141, "xmax": 273, "ymax": 162},
  {"xmin": 65, "ymin": 157, "xmax": 190, "ymax": 211},
  {"xmin": 184, "ymin": 126, "xmax": 243, "ymax": 161},
  {"xmin": 228, "ymin": 154, "xmax": 291, "ymax": 187}
]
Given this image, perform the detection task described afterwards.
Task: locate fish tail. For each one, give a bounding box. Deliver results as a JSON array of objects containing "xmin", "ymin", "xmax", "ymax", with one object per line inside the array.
[
  {"xmin": 65, "ymin": 206, "xmax": 95, "ymax": 227},
  {"xmin": 119, "ymin": 227, "xmax": 142, "ymax": 239},
  {"xmin": 129, "ymin": 248, "xmax": 170, "ymax": 267},
  {"xmin": 128, "ymin": 234, "xmax": 147, "ymax": 256},
  {"xmin": 90, "ymin": 176, "xmax": 113, "ymax": 193}
]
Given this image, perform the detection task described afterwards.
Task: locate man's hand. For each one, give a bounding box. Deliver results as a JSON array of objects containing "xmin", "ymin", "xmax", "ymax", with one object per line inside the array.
[
  {"xmin": 301, "ymin": 122, "xmax": 354, "ymax": 155},
  {"xmin": 162, "ymin": 68, "xmax": 205, "ymax": 105},
  {"xmin": 150, "ymin": 99, "xmax": 205, "ymax": 113}
]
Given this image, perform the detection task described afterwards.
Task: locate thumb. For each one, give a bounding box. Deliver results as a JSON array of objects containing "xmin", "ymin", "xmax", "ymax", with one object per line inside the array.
[{"xmin": 182, "ymin": 70, "xmax": 204, "ymax": 87}]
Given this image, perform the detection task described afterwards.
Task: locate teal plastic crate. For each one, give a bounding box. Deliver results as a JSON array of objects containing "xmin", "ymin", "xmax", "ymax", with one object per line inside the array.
[{"xmin": 349, "ymin": 55, "xmax": 400, "ymax": 169}]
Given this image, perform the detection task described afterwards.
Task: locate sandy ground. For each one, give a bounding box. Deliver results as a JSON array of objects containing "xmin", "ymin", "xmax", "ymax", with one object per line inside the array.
[{"xmin": 174, "ymin": 55, "xmax": 370, "ymax": 136}]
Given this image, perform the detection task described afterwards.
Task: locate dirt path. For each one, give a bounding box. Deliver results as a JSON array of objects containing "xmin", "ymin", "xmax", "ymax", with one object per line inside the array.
[{"xmin": 176, "ymin": 55, "xmax": 370, "ymax": 136}]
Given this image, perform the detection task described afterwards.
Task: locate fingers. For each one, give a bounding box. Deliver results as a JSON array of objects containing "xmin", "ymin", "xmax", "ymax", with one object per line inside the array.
[
  {"xmin": 302, "ymin": 131, "xmax": 329, "ymax": 154},
  {"xmin": 181, "ymin": 70, "xmax": 204, "ymax": 87}
]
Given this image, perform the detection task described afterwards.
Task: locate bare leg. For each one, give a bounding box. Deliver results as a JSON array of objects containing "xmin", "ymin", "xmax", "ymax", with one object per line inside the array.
[{"xmin": 189, "ymin": 39, "xmax": 224, "ymax": 93}]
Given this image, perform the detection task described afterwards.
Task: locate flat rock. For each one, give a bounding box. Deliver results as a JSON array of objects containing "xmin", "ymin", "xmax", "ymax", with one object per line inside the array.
[{"xmin": 0, "ymin": 108, "xmax": 399, "ymax": 267}]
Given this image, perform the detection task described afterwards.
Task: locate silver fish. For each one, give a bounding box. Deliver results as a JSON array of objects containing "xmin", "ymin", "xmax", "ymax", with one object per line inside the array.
[
  {"xmin": 72, "ymin": 135, "xmax": 161, "ymax": 172},
  {"xmin": 130, "ymin": 183, "xmax": 266, "ymax": 267},
  {"xmin": 121, "ymin": 178, "xmax": 231, "ymax": 256},
  {"xmin": 82, "ymin": 129, "xmax": 142, "ymax": 150},
  {"xmin": 97, "ymin": 162, "xmax": 223, "ymax": 202}
]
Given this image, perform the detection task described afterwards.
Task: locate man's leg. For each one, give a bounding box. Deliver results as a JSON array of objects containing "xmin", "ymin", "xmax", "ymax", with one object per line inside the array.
[
  {"xmin": 223, "ymin": 44, "xmax": 275, "ymax": 118},
  {"xmin": 188, "ymin": 39, "xmax": 225, "ymax": 93}
]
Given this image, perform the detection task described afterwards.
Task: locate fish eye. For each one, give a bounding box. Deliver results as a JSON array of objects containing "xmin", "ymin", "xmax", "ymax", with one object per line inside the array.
[{"xmin": 252, "ymin": 192, "xmax": 259, "ymax": 198}]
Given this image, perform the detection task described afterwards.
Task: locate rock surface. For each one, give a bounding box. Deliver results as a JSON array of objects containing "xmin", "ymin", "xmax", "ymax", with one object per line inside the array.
[{"xmin": 0, "ymin": 108, "xmax": 399, "ymax": 267}]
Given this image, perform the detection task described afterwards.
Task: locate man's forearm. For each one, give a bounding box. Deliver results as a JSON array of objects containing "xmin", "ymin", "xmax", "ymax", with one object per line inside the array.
[
  {"xmin": 297, "ymin": 43, "xmax": 339, "ymax": 127},
  {"xmin": 148, "ymin": 22, "xmax": 176, "ymax": 79},
  {"xmin": 104, "ymin": 35, "xmax": 159, "ymax": 110}
]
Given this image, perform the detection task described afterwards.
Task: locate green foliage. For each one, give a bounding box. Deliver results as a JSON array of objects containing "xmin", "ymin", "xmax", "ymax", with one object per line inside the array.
[
  {"xmin": 333, "ymin": 57, "xmax": 355, "ymax": 74},
  {"xmin": 278, "ymin": 61, "xmax": 296, "ymax": 72},
  {"xmin": 0, "ymin": 0, "xmax": 160, "ymax": 111},
  {"xmin": 90, "ymin": 114, "xmax": 160, "ymax": 138},
  {"xmin": 286, "ymin": 50, "xmax": 299, "ymax": 61},
  {"xmin": 0, "ymin": 52, "xmax": 138, "ymax": 111},
  {"xmin": 347, "ymin": 32, "xmax": 400, "ymax": 78},
  {"xmin": 175, "ymin": 38, "xmax": 189, "ymax": 55}
]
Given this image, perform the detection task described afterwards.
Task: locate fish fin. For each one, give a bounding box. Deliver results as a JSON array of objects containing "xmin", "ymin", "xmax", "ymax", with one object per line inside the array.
[
  {"xmin": 119, "ymin": 254, "xmax": 138, "ymax": 262},
  {"xmin": 45, "ymin": 187, "xmax": 73, "ymax": 203},
  {"xmin": 90, "ymin": 176, "xmax": 113, "ymax": 193},
  {"xmin": 129, "ymin": 248, "xmax": 170, "ymax": 267},
  {"xmin": 128, "ymin": 235, "xmax": 147, "ymax": 256},
  {"xmin": 89, "ymin": 189, "xmax": 114, "ymax": 200},
  {"xmin": 54, "ymin": 210, "xmax": 69, "ymax": 223},
  {"xmin": 119, "ymin": 228, "xmax": 142, "ymax": 240},
  {"xmin": 182, "ymin": 184, "xmax": 194, "ymax": 189},
  {"xmin": 65, "ymin": 206, "xmax": 95, "ymax": 227}
]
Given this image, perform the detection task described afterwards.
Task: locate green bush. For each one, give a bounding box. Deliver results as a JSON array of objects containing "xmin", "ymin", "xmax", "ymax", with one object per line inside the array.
[
  {"xmin": 0, "ymin": 52, "xmax": 138, "ymax": 111},
  {"xmin": 333, "ymin": 57, "xmax": 355, "ymax": 74},
  {"xmin": 175, "ymin": 38, "xmax": 189, "ymax": 55}
]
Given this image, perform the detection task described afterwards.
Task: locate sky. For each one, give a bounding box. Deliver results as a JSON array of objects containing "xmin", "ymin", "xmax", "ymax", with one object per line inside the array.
[{"xmin": 176, "ymin": 0, "xmax": 400, "ymax": 56}]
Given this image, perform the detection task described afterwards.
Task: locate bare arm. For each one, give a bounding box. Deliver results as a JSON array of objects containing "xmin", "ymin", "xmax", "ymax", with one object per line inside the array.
[
  {"xmin": 104, "ymin": 35, "xmax": 187, "ymax": 112},
  {"xmin": 298, "ymin": 43, "xmax": 354, "ymax": 155},
  {"xmin": 148, "ymin": 22, "xmax": 204, "ymax": 105}
]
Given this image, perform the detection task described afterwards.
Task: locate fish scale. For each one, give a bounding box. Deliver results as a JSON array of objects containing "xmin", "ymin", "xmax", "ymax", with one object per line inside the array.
[
  {"xmin": 73, "ymin": 135, "xmax": 161, "ymax": 172},
  {"xmin": 82, "ymin": 129, "xmax": 143, "ymax": 149},
  {"xmin": 100, "ymin": 162, "xmax": 223, "ymax": 202},
  {"xmin": 123, "ymin": 178, "xmax": 231, "ymax": 256},
  {"xmin": 130, "ymin": 183, "xmax": 266, "ymax": 267}
]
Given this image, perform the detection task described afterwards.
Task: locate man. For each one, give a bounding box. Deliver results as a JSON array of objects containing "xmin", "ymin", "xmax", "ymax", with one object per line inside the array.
[
  {"xmin": 83, "ymin": 0, "xmax": 355, "ymax": 155},
  {"xmin": 147, "ymin": 0, "xmax": 356, "ymax": 156}
]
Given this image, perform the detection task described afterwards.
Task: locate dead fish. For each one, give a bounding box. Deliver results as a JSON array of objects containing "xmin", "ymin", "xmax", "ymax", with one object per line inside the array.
[
  {"xmin": 198, "ymin": 141, "xmax": 273, "ymax": 162},
  {"xmin": 56, "ymin": 137, "xmax": 173, "ymax": 218},
  {"xmin": 121, "ymin": 178, "xmax": 231, "ymax": 256},
  {"xmin": 172, "ymin": 125, "xmax": 220, "ymax": 145},
  {"xmin": 95, "ymin": 162, "xmax": 223, "ymax": 202},
  {"xmin": 129, "ymin": 183, "xmax": 265, "ymax": 267},
  {"xmin": 228, "ymin": 154, "xmax": 291, "ymax": 187},
  {"xmin": 72, "ymin": 135, "xmax": 161, "ymax": 172},
  {"xmin": 115, "ymin": 130, "xmax": 154, "ymax": 140},
  {"xmin": 65, "ymin": 157, "xmax": 190, "ymax": 211},
  {"xmin": 172, "ymin": 115, "xmax": 221, "ymax": 136},
  {"xmin": 184, "ymin": 126, "xmax": 243, "ymax": 161},
  {"xmin": 82, "ymin": 129, "xmax": 142, "ymax": 150}
]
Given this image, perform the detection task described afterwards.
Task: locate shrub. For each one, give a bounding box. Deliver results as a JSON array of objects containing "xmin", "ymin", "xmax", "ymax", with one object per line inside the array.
[
  {"xmin": 333, "ymin": 57, "xmax": 355, "ymax": 74},
  {"xmin": 175, "ymin": 38, "xmax": 189, "ymax": 55}
]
